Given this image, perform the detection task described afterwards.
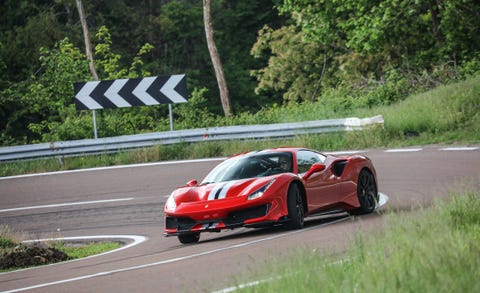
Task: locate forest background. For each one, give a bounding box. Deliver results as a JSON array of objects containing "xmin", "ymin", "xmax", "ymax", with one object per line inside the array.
[{"xmin": 1, "ymin": 0, "xmax": 479, "ymax": 147}]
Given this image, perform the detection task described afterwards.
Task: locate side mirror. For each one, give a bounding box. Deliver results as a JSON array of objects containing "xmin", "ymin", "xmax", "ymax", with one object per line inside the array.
[
  {"xmin": 303, "ymin": 163, "xmax": 326, "ymax": 180},
  {"xmin": 186, "ymin": 179, "xmax": 198, "ymax": 187}
]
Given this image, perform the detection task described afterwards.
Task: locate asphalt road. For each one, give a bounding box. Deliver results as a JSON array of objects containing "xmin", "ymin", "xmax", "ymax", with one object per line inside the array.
[{"xmin": 0, "ymin": 145, "xmax": 479, "ymax": 292}]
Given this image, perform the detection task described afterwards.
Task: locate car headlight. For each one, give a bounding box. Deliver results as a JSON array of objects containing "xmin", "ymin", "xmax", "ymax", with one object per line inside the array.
[
  {"xmin": 165, "ymin": 196, "xmax": 177, "ymax": 212},
  {"xmin": 247, "ymin": 178, "xmax": 276, "ymax": 200}
]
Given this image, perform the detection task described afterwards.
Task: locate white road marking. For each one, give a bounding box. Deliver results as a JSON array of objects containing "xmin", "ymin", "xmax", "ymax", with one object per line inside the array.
[
  {"xmin": 23, "ymin": 235, "xmax": 146, "ymax": 258},
  {"xmin": 0, "ymin": 157, "xmax": 226, "ymax": 180},
  {"xmin": 0, "ymin": 235, "xmax": 147, "ymax": 277},
  {"xmin": 440, "ymin": 146, "xmax": 479, "ymax": 151},
  {"xmin": 2, "ymin": 218, "xmax": 350, "ymax": 293},
  {"xmin": 385, "ymin": 148, "xmax": 422, "ymax": 153},
  {"xmin": 213, "ymin": 278, "xmax": 274, "ymax": 293},
  {"xmin": 376, "ymin": 192, "xmax": 389, "ymax": 210},
  {"xmin": 0, "ymin": 198, "xmax": 134, "ymax": 213}
]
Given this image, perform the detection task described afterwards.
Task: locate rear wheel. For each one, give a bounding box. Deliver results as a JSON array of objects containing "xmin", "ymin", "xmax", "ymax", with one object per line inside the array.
[
  {"xmin": 178, "ymin": 232, "xmax": 200, "ymax": 244},
  {"xmin": 285, "ymin": 183, "xmax": 304, "ymax": 229},
  {"xmin": 351, "ymin": 169, "xmax": 378, "ymax": 215}
]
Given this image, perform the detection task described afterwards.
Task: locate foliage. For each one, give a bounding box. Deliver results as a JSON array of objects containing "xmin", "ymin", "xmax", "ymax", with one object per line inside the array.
[
  {"xmin": 0, "ymin": 0, "xmax": 478, "ymax": 146},
  {"xmin": 280, "ymin": 0, "xmax": 480, "ymax": 63},
  {"xmin": 251, "ymin": 25, "xmax": 328, "ymax": 103},
  {"xmin": 1, "ymin": 0, "xmax": 284, "ymax": 145},
  {"xmin": 0, "ymin": 226, "xmax": 17, "ymax": 249},
  {"xmin": 1, "ymin": 38, "xmax": 90, "ymax": 144},
  {"xmin": 1, "ymin": 27, "xmax": 164, "ymax": 144},
  {"xmin": 257, "ymin": 0, "xmax": 480, "ymax": 102},
  {"xmin": 175, "ymin": 87, "xmax": 217, "ymax": 129}
]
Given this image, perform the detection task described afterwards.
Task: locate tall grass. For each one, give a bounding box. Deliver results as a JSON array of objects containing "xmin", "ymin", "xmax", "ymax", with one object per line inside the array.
[
  {"xmin": 233, "ymin": 188, "xmax": 480, "ymax": 292},
  {"xmin": 1, "ymin": 75, "xmax": 478, "ymax": 177},
  {"xmin": 377, "ymin": 76, "xmax": 480, "ymax": 139}
]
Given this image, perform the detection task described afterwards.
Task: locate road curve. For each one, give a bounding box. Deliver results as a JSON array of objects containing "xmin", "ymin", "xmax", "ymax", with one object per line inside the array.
[{"xmin": 0, "ymin": 145, "xmax": 479, "ymax": 292}]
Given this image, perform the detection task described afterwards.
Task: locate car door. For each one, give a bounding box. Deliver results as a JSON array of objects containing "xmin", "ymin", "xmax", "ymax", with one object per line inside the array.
[{"xmin": 297, "ymin": 150, "xmax": 341, "ymax": 213}]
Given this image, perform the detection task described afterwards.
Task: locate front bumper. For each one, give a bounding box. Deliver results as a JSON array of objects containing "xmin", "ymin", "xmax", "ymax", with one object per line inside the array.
[{"xmin": 164, "ymin": 203, "xmax": 272, "ymax": 236}]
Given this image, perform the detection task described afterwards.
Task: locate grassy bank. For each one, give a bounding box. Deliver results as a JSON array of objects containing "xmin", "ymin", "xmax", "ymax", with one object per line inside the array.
[
  {"xmin": 1, "ymin": 75, "xmax": 478, "ymax": 177},
  {"xmin": 231, "ymin": 188, "xmax": 480, "ymax": 292},
  {"xmin": 0, "ymin": 227, "xmax": 122, "ymax": 272}
]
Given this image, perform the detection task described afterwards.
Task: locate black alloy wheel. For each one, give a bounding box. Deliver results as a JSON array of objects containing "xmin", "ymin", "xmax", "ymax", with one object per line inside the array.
[
  {"xmin": 352, "ymin": 169, "xmax": 378, "ymax": 215},
  {"xmin": 178, "ymin": 232, "xmax": 200, "ymax": 244},
  {"xmin": 285, "ymin": 183, "xmax": 304, "ymax": 229}
]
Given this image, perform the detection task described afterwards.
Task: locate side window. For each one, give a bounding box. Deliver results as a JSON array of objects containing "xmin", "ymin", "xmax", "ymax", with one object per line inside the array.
[{"xmin": 296, "ymin": 150, "xmax": 326, "ymax": 174}]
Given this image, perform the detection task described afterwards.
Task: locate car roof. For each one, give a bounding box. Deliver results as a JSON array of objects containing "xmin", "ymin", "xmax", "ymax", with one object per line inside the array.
[
  {"xmin": 260, "ymin": 147, "xmax": 306, "ymax": 153},
  {"xmin": 239, "ymin": 147, "xmax": 306, "ymax": 157}
]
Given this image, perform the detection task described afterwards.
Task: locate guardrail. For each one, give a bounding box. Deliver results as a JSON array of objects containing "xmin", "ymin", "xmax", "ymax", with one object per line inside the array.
[{"xmin": 0, "ymin": 115, "xmax": 383, "ymax": 162}]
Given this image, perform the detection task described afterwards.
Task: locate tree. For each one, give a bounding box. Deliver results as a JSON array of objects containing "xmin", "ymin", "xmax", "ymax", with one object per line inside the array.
[
  {"xmin": 75, "ymin": 0, "xmax": 99, "ymax": 81},
  {"xmin": 280, "ymin": 0, "xmax": 480, "ymax": 70},
  {"xmin": 76, "ymin": 0, "xmax": 99, "ymax": 139},
  {"xmin": 251, "ymin": 25, "xmax": 328, "ymax": 102},
  {"xmin": 203, "ymin": 0, "xmax": 233, "ymax": 117}
]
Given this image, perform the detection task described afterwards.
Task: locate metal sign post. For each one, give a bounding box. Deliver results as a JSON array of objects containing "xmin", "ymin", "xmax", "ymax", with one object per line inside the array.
[
  {"xmin": 92, "ymin": 109, "xmax": 98, "ymax": 139},
  {"xmin": 168, "ymin": 104, "xmax": 174, "ymax": 131}
]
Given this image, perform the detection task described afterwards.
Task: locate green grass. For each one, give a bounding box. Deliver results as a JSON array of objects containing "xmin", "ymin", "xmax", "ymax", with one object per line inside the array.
[
  {"xmin": 52, "ymin": 241, "xmax": 122, "ymax": 259},
  {"xmin": 0, "ymin": 226, "xmax": 18, "ymax": 250},
  {"xmin": 1, "ymin": 75, "xmax": 478, "ymax": 177},
  {"xmin": 231, "ymin": 188, "xmax": 480, "ymax": 292}
]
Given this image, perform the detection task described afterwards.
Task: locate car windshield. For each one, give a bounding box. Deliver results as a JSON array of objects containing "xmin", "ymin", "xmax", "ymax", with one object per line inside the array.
[{"xmin": 202, "ymin": 152, "xmax": 293, "ymax": 184}]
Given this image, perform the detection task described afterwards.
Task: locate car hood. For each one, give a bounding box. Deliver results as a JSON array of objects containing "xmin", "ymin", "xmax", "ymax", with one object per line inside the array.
[{"xmin": 172, "ymin": 177, "xmax": 275, "ymax": 203}]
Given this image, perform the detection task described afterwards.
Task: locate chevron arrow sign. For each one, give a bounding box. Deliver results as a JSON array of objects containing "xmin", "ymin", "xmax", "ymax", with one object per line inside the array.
[{"xmin": 73, "ymin": 74, "xmax": 188, "ymax": 110}]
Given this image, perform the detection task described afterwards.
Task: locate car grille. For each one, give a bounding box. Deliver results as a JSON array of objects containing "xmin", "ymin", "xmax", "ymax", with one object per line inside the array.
[
  {"xmin": 224, "ymin": 204, "xmax": 270, "ymax": 226},
  {"xmin": 165, "ymin": 217, "xmax": 196, "ymax": 232},
  {"xmin": 166, "ymin": 204, "xmax": 270, "ymax": 231}
]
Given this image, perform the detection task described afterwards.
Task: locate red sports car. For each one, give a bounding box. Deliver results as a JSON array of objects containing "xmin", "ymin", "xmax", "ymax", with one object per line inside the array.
[{"xmin": 164, "ymin": 147, "xmax": 379, "ymax": 244}]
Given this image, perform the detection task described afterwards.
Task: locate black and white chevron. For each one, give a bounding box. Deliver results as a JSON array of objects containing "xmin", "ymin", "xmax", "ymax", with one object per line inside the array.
[{"xmin": 74, "ymin": 74, "xmax": 187, "ymax": 110}]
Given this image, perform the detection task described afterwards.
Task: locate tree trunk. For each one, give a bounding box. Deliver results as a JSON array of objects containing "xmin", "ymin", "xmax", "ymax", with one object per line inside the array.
[
  {"xmin": 76, "ymin": 0, "xmax": 99, "ymax": 139},
  {"xmin": 203, "ymin": 0, "xmax": 233, "ymax": 117},
  {"xmin": 76, "ymin": 0, "xmax": 99, "ymax": 80},
  {"xmin": 427, "ymin": 0, "xmax": 445, "ymax": 43}
]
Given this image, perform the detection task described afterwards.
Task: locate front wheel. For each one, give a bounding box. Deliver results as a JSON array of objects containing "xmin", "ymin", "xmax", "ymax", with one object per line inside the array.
[
  {"xmin": 178, "ymin": 232, "xmax": 200, "ymax": 244},
  {"xmin": 285, "ymin": 183, "xmax": 304, "ymax": 229},
  {"xmin": 351, "ymin": 169, "xmax": 378, "ymax": 215}
]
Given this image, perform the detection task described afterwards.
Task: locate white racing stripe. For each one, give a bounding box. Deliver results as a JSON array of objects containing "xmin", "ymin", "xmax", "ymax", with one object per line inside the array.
[
  {"xmin": 0, "ymin": 198, "xmax": 134, "ymax": 213},
  {"xmin": 218, "ymin": 180, "xmax": 237, "ymax": 200},
  {"xmin": 208, "ymin": 182, "xmax": 226, "ymax": 200},
  {"xmin": 2, "ymin": 217, "xmax": 350, "ymax": 293}
]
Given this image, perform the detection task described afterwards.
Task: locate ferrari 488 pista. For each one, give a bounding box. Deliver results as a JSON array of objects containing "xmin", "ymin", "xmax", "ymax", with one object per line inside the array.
[{"xmin": 164, "ymin": 147, "xmax": 379, "ymax": 244}]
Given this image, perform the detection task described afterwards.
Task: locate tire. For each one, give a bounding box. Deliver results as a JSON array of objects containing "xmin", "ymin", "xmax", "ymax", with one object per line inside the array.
[
  {"xmin": 351, "ymin": 169, "xmax": 378, "ymax": 215},
  {"xmin": 178, "ymin": 233, "xmax": 200, "ymax": 244},
  {"xmin": 285, "ymin": 183, "xmax": 304, "ymax": 229}
]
